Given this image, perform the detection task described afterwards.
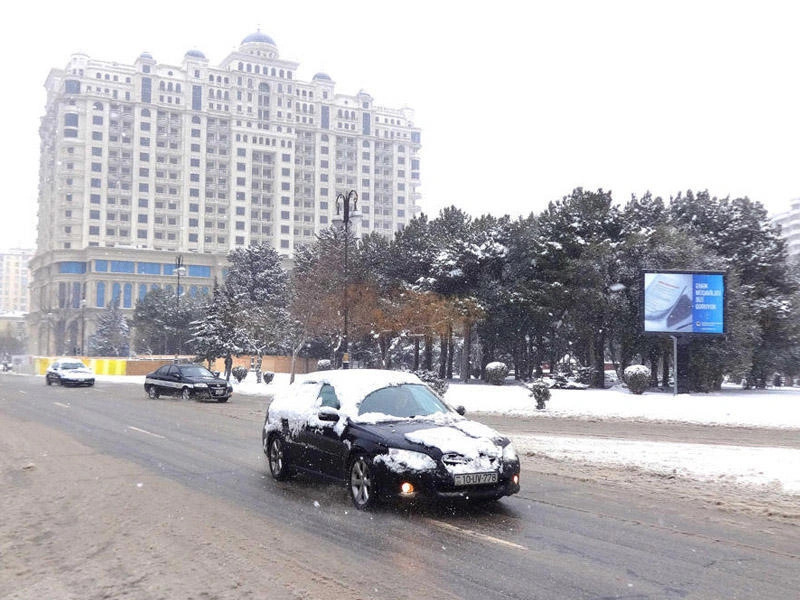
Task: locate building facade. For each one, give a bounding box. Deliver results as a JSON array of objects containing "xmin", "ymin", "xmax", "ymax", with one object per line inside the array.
[
  {"xmin": 29, "ymin": 30, "xmax": 421, "ymax": 355},
  {"xmin": 772, "ymin": 198, "xmax": 800, "ymax": 263},
  {"xmin": 0, "ymin": 249, "xmax": 33, "ymax": 314}
]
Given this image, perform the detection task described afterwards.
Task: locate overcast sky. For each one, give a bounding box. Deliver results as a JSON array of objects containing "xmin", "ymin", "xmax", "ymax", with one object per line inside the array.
[{"xmin": 2, "ymin": 0, "xmax": 799, "ymax": 249}]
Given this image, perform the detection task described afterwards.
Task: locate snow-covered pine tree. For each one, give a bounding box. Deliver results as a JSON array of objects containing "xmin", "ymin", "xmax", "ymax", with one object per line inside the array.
[
  {"xmin": 222, "ymin": 243, "xmax": 291, "ymax": 376},
  {"xmin": 89, "ymin": 297, "xmax": 130, "ymax": 357}
]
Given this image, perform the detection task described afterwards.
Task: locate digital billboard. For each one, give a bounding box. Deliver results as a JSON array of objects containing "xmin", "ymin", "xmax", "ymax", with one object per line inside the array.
[{"xmin": 642, "ymin": 271, "xmax": 726, "ymax": 334}]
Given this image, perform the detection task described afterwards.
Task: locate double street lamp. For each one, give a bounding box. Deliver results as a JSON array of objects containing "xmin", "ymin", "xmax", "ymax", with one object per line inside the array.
[{"xmin": 334, "ymin": 190, "xmax": 359, "ymax": 369}]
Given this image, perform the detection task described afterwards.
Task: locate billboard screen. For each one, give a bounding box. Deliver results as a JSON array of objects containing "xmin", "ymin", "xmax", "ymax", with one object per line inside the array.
[{"xmin": 642, "ymin": 271, "xmax": 726, "ymax": 334}]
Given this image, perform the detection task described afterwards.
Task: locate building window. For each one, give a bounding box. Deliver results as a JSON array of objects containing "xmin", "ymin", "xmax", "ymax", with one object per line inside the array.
[
  {"xmin": 123, "ymin": 283, "xmax": 133, "ymax": 308},
  {"xmin": 96, "ymin": 282, "xmax": 106, "ymax": 307}
]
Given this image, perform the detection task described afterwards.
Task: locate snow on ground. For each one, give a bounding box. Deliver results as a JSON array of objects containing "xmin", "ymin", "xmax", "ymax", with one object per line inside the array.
[{"xmin": 99, "ymin": 371, "xmax": 800, "ymax": 496}]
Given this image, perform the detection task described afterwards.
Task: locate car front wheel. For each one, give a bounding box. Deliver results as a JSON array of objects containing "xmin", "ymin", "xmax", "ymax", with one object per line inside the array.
[
  {"xmin": 146, "ymin": 385, "xmax": 159, "ymax": 399},
  {"xmin": 267, "ymin": 435, "xmax": 291, "ymax": 480},
  {"xmin": 349, "ymin": 455, "xmax": 378, "ymax": 510},
  {"xmin": 181, "ymin": 387, "xmax": 191, "ymax": 401},
  {"xmin": 46, "ymin": 376, "xmax": 52, "ymax": 386}
]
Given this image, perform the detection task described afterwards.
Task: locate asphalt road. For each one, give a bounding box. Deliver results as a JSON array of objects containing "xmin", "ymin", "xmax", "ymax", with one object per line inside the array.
[{"xmin": 2, "ymin": 374, "xmax": 799, "ymax": 599}]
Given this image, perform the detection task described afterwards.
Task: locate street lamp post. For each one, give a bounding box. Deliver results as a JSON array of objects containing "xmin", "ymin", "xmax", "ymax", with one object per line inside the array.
[
  {"xmin": 175, "ymin": 255, "xmax": 186, "ymax": 356},
  {"xmin": 334, "ymin": 190, "xmax": 359, "ymax": 369},
  {"xmin": 80, "ymin": 298, "xmax": 86, "ymax": 356},
  {"xmin": 45, "ymin": 312, "xmax": 53, "ymax": 356}
]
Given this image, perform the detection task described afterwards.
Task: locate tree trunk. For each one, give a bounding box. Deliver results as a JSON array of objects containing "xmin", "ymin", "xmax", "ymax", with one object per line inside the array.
[
  {"xmin": 438, "ymin": 333, "xmax": 447, "ymax": 379},
  {"xmin": 413, "ymin": 337, "xmax": 420, "ymax": 372},
  {"xmin": 591, "ymin": 333, "xmax": 606, "ymax": 388},
  {"xmin": 661, "ymin": 350, "xmax": 670, "ymax": 388},
  {"xmin": 535, "ymin": 334, "xmax": 544, "ymax": 378},
  {"xmin": 446, "ymin": 325, "xmax": 454, "ymax": 380},
  {"xmin": 461, "ymin": 321, "xmax": 472, "ymax": 384},
  {"xmin": 423, "ymin": 334, "xmax": 433, "ymax": 371}
]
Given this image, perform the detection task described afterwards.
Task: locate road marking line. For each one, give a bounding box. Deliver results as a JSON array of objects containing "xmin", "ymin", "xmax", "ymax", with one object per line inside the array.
[
  {"xmin": 127, "ymin": 426, "xmax": 165, "ymax": 439},
  {"xmin": 53, "ymin": 402, "xmax": 70, "ymax": 408},
  {"xmin": 425, "ymin": 519, "xmax": 527, "ymax": 551}
]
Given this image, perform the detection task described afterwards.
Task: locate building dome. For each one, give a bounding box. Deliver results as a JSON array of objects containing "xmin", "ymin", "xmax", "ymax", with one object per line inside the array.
[
  {"xmin": 313, "ymin": 72, "xmax": 332, "ymax": 81},
  {"xmin": 185, "ymin": 49, "xmax": 206, "ymax": 59},
  {"xmin": 139, "ymin": 51, "xmax": 153, "ymax": 60},
  {"xmin": 241, "ymin": 30, "xmax": 276, "ymax": 46}
]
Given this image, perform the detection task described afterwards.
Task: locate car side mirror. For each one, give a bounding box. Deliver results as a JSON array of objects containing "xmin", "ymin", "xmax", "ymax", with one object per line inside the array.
[
  {"xmin": 317, "ymin": 406, "xmax": 340, "ymax": 422},
  {"xmin": 456, "ymin": 405, "xmax": 466, "ymax": 416}
]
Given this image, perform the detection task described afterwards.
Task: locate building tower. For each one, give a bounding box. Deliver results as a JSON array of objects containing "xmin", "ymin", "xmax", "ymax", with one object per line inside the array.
[{"xmin": 29, "ymin": 30, "xmax": 421, "ymax": 355}]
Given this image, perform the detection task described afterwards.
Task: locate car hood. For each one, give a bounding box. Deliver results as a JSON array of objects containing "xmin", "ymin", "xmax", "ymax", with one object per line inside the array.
[
  {"xmin": 60, "ymin": 368, "xmax": 93, "ymax": 377},
  {"xmin": 353, "ymin": 416, "xmax": 509, "ymax": 458}
]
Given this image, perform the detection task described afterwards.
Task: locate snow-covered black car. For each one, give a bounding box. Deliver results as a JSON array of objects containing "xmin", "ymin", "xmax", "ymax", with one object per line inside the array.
[
  {"xmin": 144, "ymin": 364, "xmax": 233, "ymax": 402},
  {"xmin": 45, "ymin": 359, "xmax": 95, "ymax": 387},
  {"xmin": 262, "ymin": 369, "xmax": 520, "ymax": 510}
]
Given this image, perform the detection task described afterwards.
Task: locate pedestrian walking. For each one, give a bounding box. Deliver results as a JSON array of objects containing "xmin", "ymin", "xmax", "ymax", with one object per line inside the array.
[{"xmin": 224, "ymin": 353, "xmax": 233, "ymax": 381}]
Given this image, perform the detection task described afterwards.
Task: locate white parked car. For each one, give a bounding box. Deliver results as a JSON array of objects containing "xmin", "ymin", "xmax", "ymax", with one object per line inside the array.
[{"xmin": 45, "ymin": 359, "xmax": 95, "ymax": 387}]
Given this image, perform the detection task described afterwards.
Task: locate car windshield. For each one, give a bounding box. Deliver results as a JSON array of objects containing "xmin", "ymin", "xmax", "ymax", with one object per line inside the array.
[
  {"xmin": 180, "ymin": 366, "xmax": 216, "ymax": 378},
  {"xmin": 357, "ymin": 384, "xmax": 449, "ymax": 419},
  {"xmin": 61, "ymin": 362, "xmax": 86, "ymax": 370}
]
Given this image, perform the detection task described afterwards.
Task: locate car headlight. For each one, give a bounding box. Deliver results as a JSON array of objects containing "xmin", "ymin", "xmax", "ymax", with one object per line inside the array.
[
  {"xmin": 502, "ymin": 442, "xmax": 518, "ymax": 462},
  {"xmin": 386, "ymin": 448, "xmax": 437, "ymax": 471},
  {"xmin": 194, "ymin": 383, "xmax": 208, "ymax": 388}
]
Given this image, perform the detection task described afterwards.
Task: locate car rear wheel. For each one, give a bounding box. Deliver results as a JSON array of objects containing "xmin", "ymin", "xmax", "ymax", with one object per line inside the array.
[
  {"xmin": 267, "ymin": 435, "xmax": 291, "ymax": 481},
  {"xmin": 146, "ymin": 385, "xmax": 159, "ymax": 399},
  {"xmin": 349, "ymin": 455, "xmax": 378, "ymax": 510},
  {"xmin": 181, "ymin": 387, "xmax": 191, "ymax": 401}
]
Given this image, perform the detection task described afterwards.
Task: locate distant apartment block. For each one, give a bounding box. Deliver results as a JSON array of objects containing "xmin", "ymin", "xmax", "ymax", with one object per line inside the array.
[
  {"xmin": 772, "ymin": 198, "xmax": 800, "ymax": 262},
  {"xmin": 0, "ymin": 249, "xmax": 33, "ymax": 313},
  {"xmin": 29, "ymin": 30, "xmax": 421, "ymax": 355}
]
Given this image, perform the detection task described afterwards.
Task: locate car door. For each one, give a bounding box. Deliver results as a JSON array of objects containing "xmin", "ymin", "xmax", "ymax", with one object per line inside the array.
[
  {"xmin": 304, "ymin": 384, "xmax": 349, "ymax": 479},
  {"xmin": 277, "ymin": 382, "xmax": 323, "ymax": 473},
  {"xmin": 153, "ymin": 365, "xmax": 180, "ymax": 396}
]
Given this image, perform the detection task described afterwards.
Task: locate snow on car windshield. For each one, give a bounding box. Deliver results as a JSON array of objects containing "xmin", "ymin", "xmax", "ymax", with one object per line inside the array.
[{"xmin": 267, "ymin": 370, "xmax": 457, "ymax": 433}]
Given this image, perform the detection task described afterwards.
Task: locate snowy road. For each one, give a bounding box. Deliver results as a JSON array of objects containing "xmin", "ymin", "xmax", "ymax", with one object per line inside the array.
[{"xmin": 2, "ymin": 373, "xmax": 799, "ymax": 599}]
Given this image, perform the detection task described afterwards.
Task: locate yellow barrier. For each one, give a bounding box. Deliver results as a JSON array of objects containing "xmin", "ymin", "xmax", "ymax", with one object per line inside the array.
[{"xmin": 34, "ymin": 357, "xmax": 128, "ymax": 376}]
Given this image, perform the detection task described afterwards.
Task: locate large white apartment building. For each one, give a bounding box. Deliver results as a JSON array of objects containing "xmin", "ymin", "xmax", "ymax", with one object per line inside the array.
[
  {"xmin": 29, "ymin": 30, "xmax": 421, "ymax": 355},
  {"xmin": 772, "ymin": 198, "xmax": 800, "ymax": 263}
]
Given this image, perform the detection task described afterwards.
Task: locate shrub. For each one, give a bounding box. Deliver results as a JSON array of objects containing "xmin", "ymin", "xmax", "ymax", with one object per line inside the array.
[
  {"xmin": 623, "ymin": 365, "xmax": 651, "ymax": 395},
  {"xmin": 231, "ymin": 365, "xmax": 248, "ymax": 383},
  {"xmin": 316, "ymin": 359, "xmax": 332, "ymax": 371},
  {"xmin": 414, "ymin": 370, "xmax": 449, "ymax": 397},
  {"xmin": 262, "ymin": 371, "xmax": 275, "ymax": 384},
  {"xmin": 485, "ymin": 362, "xmax": 509, "ymax": 385},
  {"xmin": 529, "ymin": 380, "xmax": 551, "ymax": 409}
]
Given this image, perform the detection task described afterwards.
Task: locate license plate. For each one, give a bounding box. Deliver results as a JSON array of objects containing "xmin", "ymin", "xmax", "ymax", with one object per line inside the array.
[
  {"xmin": 213, "ymin": 389, "xmax": 224, "ymax": 395},
  {"xmin": 453, "ymin": 472, "xmax": 499, "ymax": 487}
]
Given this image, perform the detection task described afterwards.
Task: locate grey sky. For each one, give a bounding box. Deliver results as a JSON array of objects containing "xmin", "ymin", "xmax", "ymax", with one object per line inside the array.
[{"xmin": 2, "ymin": 0, "xmax": 798, "ymax": 249}]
